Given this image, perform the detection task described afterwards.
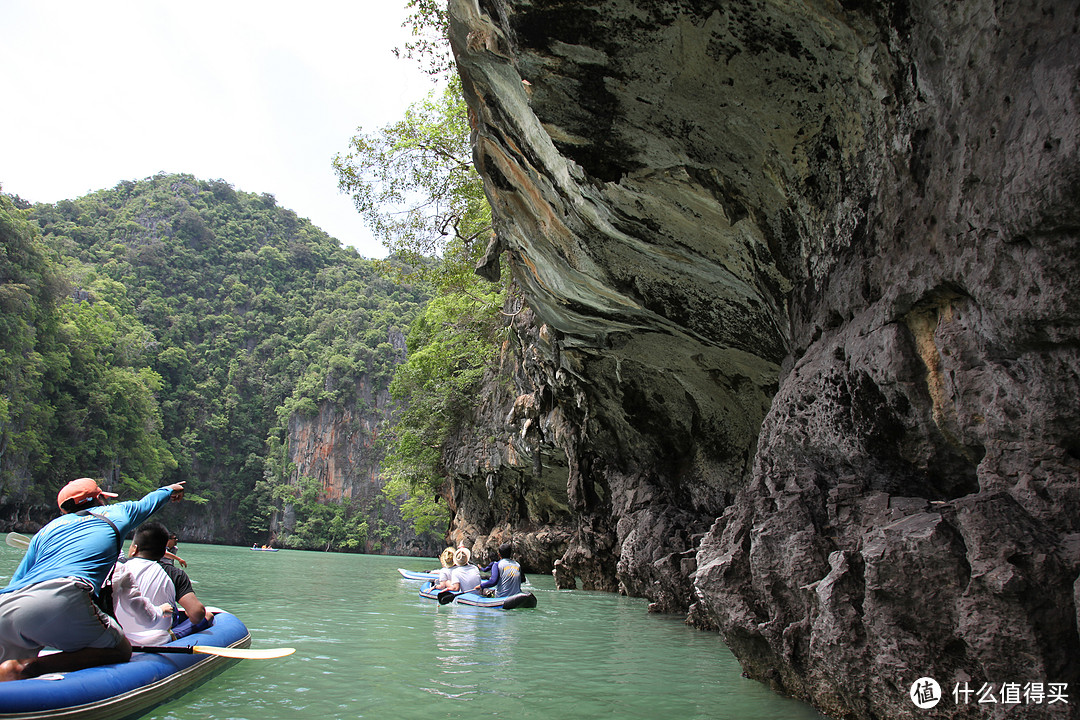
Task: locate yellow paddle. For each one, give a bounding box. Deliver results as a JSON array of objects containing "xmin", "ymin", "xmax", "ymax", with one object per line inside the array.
[
  {"xmin": 5, "ymin": 532, "xmax": 30, "ymax": 550},
  {"xmin": 132, "ymin": 644, "xmax": 296, "ymax": 659}
]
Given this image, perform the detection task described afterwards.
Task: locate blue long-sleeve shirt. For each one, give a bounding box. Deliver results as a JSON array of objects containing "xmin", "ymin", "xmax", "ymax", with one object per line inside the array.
[
  {"xmin": 479, "ymin": 562, "xmax": 500, "ymax": 589},
  {"xmin": 479, "ymin": 558, "xmax": 524, "ymax": 597},
  {"xmin": 2, "ymin": 487, "xmax": 176, "ymax": 595}
]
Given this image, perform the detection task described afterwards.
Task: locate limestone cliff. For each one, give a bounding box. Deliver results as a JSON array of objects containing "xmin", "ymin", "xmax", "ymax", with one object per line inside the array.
[
  {"xmin": 280, "ymin": 331, "xmax": 438, "ymax": 556},
  {"xmin": 445, "ymin": 0, "xmax": 1080, "ymax": 718}
]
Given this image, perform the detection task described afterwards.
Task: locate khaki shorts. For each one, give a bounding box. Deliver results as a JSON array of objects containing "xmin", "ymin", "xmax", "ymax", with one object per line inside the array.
[{"xmin": 0, "ymin": 578, "xmax": 125, "ymax": 661}]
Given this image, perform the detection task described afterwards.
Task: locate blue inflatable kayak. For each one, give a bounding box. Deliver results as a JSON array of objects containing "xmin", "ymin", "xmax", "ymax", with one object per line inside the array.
[
  {"xmin": 399, "ymin": 568, "xmax": 438, "ymax": 581},
  {"xmin": 0, "ymin": 610, "xmax": 251, "ymax": 720},
  {"xmin": 419, "ymin": 582, "xmax": 536, "ymax": 609},
  {"xmin": 455, "ymin": 590, "xmax": 537, "ymax": 609}
]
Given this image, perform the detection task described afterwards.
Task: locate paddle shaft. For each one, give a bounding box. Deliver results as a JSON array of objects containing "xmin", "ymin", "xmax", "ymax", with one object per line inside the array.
[{"xmin": 132, "ymin": 645, "xmax": 199, "ymax": 654}]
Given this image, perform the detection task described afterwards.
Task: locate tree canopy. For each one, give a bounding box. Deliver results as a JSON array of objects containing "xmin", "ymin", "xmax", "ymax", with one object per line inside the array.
[
  {"xmin": 335, "ymin": 29, "xmax": 512, "ymax": 535},
  {"xmin": 334, "ymin": 77, "xmax": 491, "ymax": 293},
  {"xmin": 1, "ymin": 192, "xmax": 175, "ymax": 505}
]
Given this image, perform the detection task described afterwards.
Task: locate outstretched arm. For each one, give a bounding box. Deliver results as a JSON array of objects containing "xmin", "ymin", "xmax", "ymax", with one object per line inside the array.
[
  {"xmin": 117, "ymin": 482, "xmax": 187, "ymax": 535},
  {"xmin": 164, "ymin": 550, "xmax": 187, "ymax": 568},
  {"xmin": 479, "ymin": 563, "xmax": 500, "ymax": 589}
]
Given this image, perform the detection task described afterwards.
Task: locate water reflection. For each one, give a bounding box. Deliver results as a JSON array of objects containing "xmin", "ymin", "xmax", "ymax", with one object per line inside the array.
[{"xmin": 428, "ymin": 608, "xmax": 480, "ymax": 699}]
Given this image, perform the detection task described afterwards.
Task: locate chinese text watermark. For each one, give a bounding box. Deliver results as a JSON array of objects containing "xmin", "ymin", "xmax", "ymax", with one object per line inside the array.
[{"xmin": 910, "ymin": 679, "xmax": 1070, "ymax": 710}]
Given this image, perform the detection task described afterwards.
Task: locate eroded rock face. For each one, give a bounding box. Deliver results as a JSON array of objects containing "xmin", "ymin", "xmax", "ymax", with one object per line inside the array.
[
  {"xmin": 448, "ymin": 0, "xmax": 1079, "ymax": 717},
  {"xmin": 284, "ymin": 360, "xmax": 437, "ymax": 556}
]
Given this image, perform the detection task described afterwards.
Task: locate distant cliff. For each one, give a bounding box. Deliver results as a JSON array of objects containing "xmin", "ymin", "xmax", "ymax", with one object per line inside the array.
[
  {"xmin": 280, "ymin": 332, "xmax": 440, "ymax": 556},
  {"xmin": 443, "ymin": 1, "xmax": 1080, "ymax": 718}
]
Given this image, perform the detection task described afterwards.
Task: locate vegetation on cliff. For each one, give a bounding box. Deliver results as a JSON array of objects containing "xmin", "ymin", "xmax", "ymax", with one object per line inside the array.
[
  {"xmin": 1, "ymin": 175, "xmax": 428, "ymax": 550},
  {"xmin": 335, "ymin": 74, "xmax": 510, "ymax": 535},
  {"xmin": 1, "ymin": 193, "xmax": 175, "ymax": 506},
  {"xmin": 1, "ymin": 4, "xmax": 505, "ymax": 552}
]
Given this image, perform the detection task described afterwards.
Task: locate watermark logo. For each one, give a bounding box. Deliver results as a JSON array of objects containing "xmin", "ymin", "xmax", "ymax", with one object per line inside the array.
[
  {"xmin": 911, "ymin": 677, "xmax": 942, "ymax": 709},
  {"xmin": 909, "ymin": 679, "xmax": 1070, "ymax": 710}
]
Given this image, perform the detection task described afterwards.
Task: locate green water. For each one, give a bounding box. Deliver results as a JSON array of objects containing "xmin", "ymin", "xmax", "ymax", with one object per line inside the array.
[{"xmin": 0, "ymin": 543, "xmax": 826, "ymax": 720}]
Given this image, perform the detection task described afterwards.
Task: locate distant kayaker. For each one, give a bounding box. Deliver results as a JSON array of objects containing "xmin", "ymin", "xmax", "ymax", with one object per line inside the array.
[
  {"xmin": 111, "ymin": 522, "xmax": 213, "ymax": 645},
  {"xmin": 477, "ymin": 543, "xmax": 526, "ymax": 598},
  {"xmin": 160, "ymin": 531, "xmax": 187, "ymax": 568},
  {"xmin": 0, "ymin": 478, "xmax": 186, "ymax": 682},
  {"xmin": 444, "ymin": 547, "xmax": 482, "ymax": 593}
]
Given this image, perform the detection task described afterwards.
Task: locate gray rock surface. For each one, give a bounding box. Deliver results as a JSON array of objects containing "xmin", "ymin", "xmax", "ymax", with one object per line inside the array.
[{"xmin": 446, "ymin": 0, "xmax": 1079, "ymax": 717}]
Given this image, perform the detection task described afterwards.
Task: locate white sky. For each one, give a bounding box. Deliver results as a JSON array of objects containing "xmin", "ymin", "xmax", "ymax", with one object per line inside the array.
[{"xmin": 0, "ymin": 1, "xmax": 440, "ymax": 258}]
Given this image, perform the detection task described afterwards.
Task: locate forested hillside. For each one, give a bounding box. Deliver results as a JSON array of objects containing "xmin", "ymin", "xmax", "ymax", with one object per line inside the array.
[{"xmin": 0, "ymin": 173, "xmax": 431, "ymax": 551}]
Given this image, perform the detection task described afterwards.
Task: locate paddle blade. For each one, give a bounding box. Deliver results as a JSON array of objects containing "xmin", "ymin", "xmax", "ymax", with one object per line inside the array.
[
  {"xmin": 438, "ymin": 590, "xmax": 457, "ymax": 605},
  {"xmin": 133, "ymin": 644, "xmax": 296, "ymax": 659},
  {"xmin": 192, "ymin": 645, "xmax": 296, "ymax": 659},
  {"xmin": 5, "ymin": 532, "xmax": 30, "ymax": 550}
]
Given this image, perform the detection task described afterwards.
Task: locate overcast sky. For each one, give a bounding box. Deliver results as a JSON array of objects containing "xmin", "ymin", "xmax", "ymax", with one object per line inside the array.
[{"xmin": 0, "ymin": 1, "xmax": 440, "ymax": 258}]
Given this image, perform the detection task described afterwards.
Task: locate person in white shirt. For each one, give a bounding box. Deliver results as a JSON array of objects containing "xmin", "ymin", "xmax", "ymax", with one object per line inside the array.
[
  {"xmin": 111, "ymin": 523, "xmax": 212, "ymax": 645},
  {"xmin": 445, "ymin": 547, "xmax": 482, "ymax": 593},
  {"xmin": 111, "ymin": 557, "xmax": 173, "ymax": 645}
]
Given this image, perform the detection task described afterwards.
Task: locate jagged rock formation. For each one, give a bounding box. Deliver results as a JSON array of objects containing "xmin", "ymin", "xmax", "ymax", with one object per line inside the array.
[
  {"xmin": 440, "ymin": 301, "xmax": 580, "ymax": 569},
  {"xmin": 446, "ymin": 0, "xmax": 1080, "ymax": 718}
]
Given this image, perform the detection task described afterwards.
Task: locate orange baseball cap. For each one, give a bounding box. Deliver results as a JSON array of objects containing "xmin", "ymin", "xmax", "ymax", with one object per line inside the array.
[{"xmin": 57, "ymin": 478, "xmax": 118, "ymax": 508}]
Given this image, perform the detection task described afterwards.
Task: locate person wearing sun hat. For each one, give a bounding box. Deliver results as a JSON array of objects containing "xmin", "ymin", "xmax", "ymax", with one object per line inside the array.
[
  {"xmin": 0, "ymin": 477, "xmax": 186, "ymax": 682},
  {"xmin": 444, "ymin": 546, "xmax": 482, "ymax": 594},
  {"xmin": 431, "ymin": 547, "xmax": 456, "ymax": 590}
]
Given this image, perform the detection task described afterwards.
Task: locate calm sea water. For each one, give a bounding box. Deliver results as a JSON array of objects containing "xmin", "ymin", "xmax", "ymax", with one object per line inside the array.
[{"xmin": 0, "ymin": 542, "xmax": 825, "ymax": 720}]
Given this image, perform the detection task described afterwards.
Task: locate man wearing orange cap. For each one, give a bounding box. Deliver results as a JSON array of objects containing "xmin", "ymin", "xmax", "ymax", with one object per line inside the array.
[{"xmin": 0, "ymin": 478, "xmax": 186, "ymax": 681}]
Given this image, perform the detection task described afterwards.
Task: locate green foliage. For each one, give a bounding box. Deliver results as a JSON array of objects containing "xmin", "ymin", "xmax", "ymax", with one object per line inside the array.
[
  {"xmin": 333, "ymin": 78, "xmax": 492, "ymax": 293},
  {"xmin": 48, "ymin": 289, "xmax": 176, "ymax": 494},
  {"xmin": 10, "ymin": 173, "xmax": 428, "ymax": 549},
  {"xmin": 0, "ymin": 195, "xmax": 66, "ymax": 502},
  {"xmin": 0, "ymin": 194, "xmax": 173, "ymax": 501},
  {"xmin": 391, "ymin": 490, "xmax": 444, "ymax": 538},
  {"xmin": 280, "ymin": 476, "xmax": 370, "ymax": 551},
  {"xmin": 382, "ymin": 281, "xmax": 505, "ymax": 535},
  {"xmin": 335, "ymin": 42, "xmax": 511, "ymax": 538}
]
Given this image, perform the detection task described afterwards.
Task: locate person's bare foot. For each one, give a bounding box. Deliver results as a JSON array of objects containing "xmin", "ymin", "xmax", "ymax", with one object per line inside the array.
[{"xmin": 0, "ymin": 659, "xmax": 29, "ymax": 682}]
